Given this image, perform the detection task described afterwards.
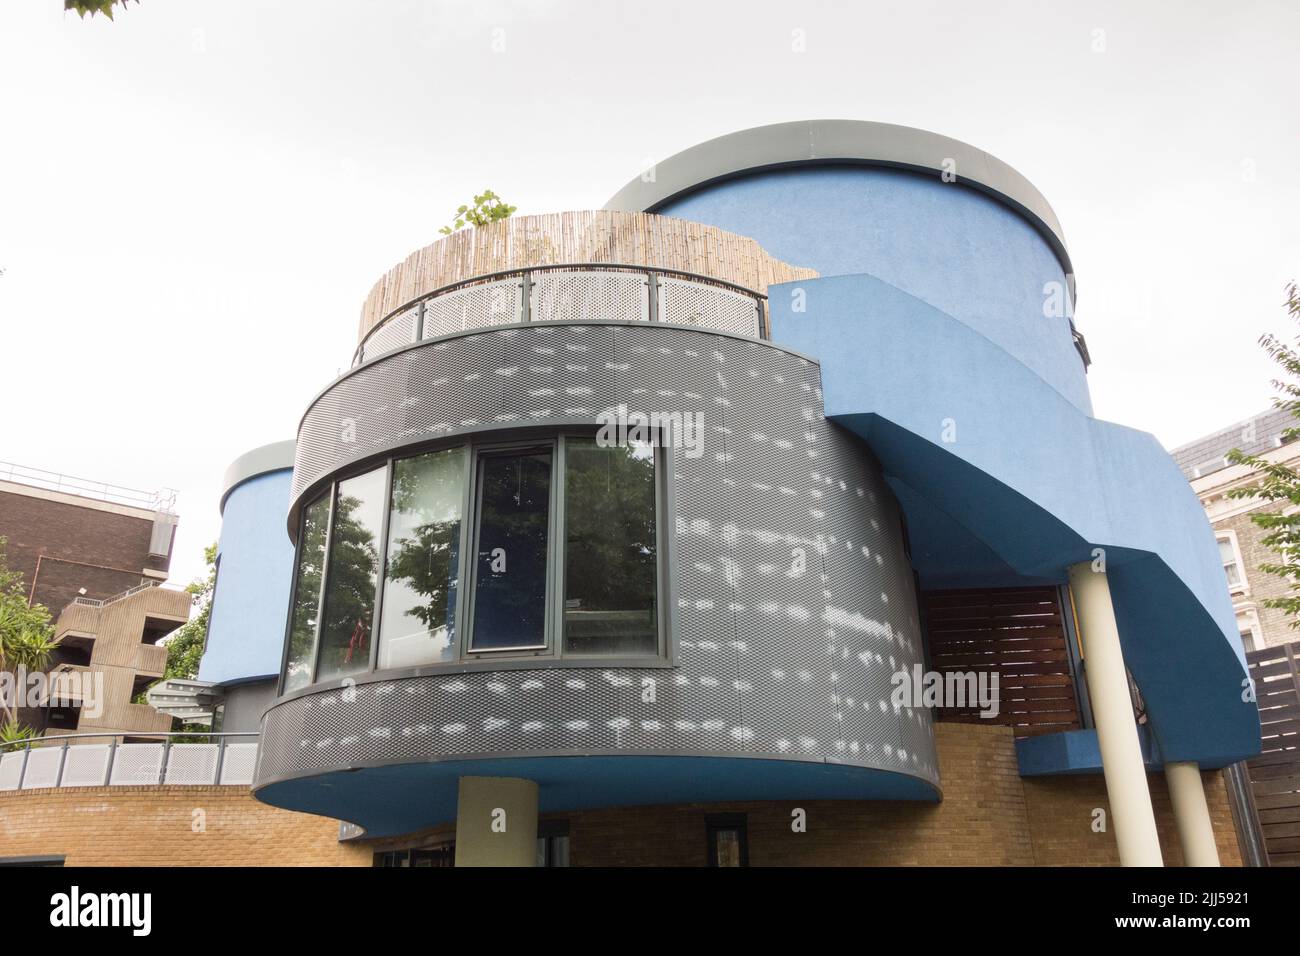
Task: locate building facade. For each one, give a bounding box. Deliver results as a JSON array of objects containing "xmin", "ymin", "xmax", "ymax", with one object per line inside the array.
[
  {"xmin": 0, "ymin": 464, "xmax": 186, "ymax": 738},
  {"xmin": 1174, "ymin": 408, "xmax": 1300, "ymax": 651},
  {"xmin": 1, "ymin": 121, "xmax": 1261, "ymax": 867}
]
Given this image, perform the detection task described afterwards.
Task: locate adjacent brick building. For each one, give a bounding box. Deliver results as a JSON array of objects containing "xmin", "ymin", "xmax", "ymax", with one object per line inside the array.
[
  {"xmin": 1174, "ymin": 409, "xmax": 1300, "ymax": 650},
  {"xmin": 0, "ymin": 462, "xmax": 185, "ymax": 737}
]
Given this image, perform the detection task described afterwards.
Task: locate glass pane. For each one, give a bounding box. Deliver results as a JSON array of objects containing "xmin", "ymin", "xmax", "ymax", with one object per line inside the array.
[
  {"xmin": 551, "ymin": 834, "xmax": 570, "ymax": 867},
  {"xmin": 1219, "ymin": 537, "xmax": 1242, "ymax": 586},
  {"xmin": 712, "ymin": 829, "xmax": 742, "ymax": 867},
  {"xmin": 563, "ymin": 438, "xmax": 658, "ymax": 655},
  {"xmin": 378, "ymin": 448, "xmax": 464, "ymax": 669},
  {"xmin": 470, "ymin": 450, "xmax": 552, "ymax": 650},
  {"xmin": 283, "ymin": 494, "xmax": 330, "ymax": 693},
  {"xmin": 317, "ymin": 467, "xmax": 387, "ymax": 681}
]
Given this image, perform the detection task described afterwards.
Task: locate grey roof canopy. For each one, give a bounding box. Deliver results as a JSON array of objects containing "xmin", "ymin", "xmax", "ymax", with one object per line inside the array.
[
  {"xmin": 219, "ymin": 439, "xmax": 296, "ymax": 514},
  {"xmin": 604, "ymin": 119, "xmax": 1074, "ymax": 278}
]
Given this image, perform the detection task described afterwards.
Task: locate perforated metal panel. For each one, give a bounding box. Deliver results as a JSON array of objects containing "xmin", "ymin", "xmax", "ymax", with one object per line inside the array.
[
  {"xmin": 219, "ymin": 742, "xmax": 259, "ymax": 785},
  {"xmin": 61, "ymin": 744, "xmax": 111, "ymax": 787},
  {"xmin": 163, "ymin": 744, "xmax": 220, "ymax": 784},
  {"xmin": 658, "ymin": 276, "xmax": 761, "ymax": 336},
  {"xmin": 422, "ymin": 279, "xmax": 522, "ymax": 339},
  {"xmin": 268, "ymin": 325, "xmax": 936, "ymax": 793},
  {"xmin": 0, "ymin": 751, "xmax": 22, "ymax": 790},
  {"xmin": 531, "ymin": 270, "xmax": 649, "ymax": 324},
  {"xmin": 109, "ymin": 743, "xmax": 163, "ymax": 785},
  {"xmin": 19, "ymin": 747, "xmax": 63, "ymax": 788},
  {"xmin": 360, "ymin": 306, "xmax": 418, "ymax": 363}
]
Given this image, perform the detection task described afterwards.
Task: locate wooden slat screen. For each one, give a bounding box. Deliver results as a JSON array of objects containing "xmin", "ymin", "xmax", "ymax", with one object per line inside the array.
[
  {"xmin": 921, "ymin": 586, "xmax": 1082, "ymax": 738},
  {"xmin": 1245, "ymin": 641, "xmax": 1300, "ymax": 866}
]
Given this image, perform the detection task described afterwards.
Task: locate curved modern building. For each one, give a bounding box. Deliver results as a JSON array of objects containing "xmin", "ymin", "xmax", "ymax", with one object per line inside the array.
[
  {"xmin": 203, "ymin": 121, "xmax": 1258, "ymax": 866},
  {"xmin": 198, "ymin": 441, "xmax": 299, "ymax": 731}
]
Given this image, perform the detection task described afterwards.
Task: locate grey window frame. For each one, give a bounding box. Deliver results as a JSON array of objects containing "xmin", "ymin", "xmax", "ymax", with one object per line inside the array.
[
  {"xmin": 276, "ymin": 488, "xmax": 335, "ymax": 697},
  {"xmin": 279, "ymin": 427, "xmax": 674, "ymax": 694},
  {"xmin": 313, "ymin": 461, "xmax": 389, "ymax": 684},
  {"xmin": 462, "ymin": 438, "xmax": 560, "ymax": 658}
]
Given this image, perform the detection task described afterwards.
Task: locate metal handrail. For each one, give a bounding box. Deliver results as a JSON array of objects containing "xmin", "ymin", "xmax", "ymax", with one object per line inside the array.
[
  {"xmin": 0, "ymin": 731, "xmax": 260, "ymax": 791},
  {"xmin": 0, "ymin": 730, "xmax": 256, "ymax": 752},
  {"xmin": 0, "ymin": 461, "xmax": 176, "ymax": 512},
  {"xmin": 354, "ymin": 262, "xmax": 770, "ymax": 368},
  {"xmin": 69, "ymin": 579, "xmax": 188, "ymax": 609}
]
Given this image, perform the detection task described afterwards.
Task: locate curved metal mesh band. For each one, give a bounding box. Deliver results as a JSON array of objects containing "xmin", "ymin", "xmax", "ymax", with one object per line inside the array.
[{"xmin": 266, "ymin": 325, "xmax": 936, "ymax": 788}]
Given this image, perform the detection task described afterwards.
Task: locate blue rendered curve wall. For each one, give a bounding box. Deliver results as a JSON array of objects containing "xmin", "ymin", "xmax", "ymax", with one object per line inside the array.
[
  {"xmin": 767, "ymin": 272, "xmax": 1259, "ymax": 767},
  {"xmin": 656, "ymin": 165, "xmax": 1091, "ymax": 415},
  {"xmin": 199, "ymin": 469, "xmax": 294, "ymax": 686}
]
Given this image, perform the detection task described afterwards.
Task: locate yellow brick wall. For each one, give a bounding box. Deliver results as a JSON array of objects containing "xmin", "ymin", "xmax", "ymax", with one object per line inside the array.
[
  {"xmin": 0, "ymin": 786, "xmax": 370, "ymax": 866},
  {"xmin": 0, "ymin": 725, "xmax": 1244, "ymax": 866}
]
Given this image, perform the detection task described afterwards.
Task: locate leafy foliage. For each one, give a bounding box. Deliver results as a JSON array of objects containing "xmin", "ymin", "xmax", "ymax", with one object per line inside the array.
[
  {"xmin": 65, "ymin": 0, "xmax": 136, "ymax": 20},
  {"xmin": 0, "ymin": 537, "xmax": 58, "ymax": 730},
  {"xmin": 438, "ymin": 190, "xmax": 517, "ymax": 236},
  {"xmin": 0, "ymin": 718, "xmax": 40, "ymax": 746},
  {"xmin": 161, "ymin": 543, "xmax": 216, "ymax": 682},
  {"xmin": 1227, "ymin": 282, "xmax": 1300, "ymax": 624}
]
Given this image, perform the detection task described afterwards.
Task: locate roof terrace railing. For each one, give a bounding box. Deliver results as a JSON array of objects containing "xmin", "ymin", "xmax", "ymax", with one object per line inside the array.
[
  {"xmin": 0, "ymin": 732, "xmax": 259, "ymax": 790},
  {"xmin": 352, "ymin": 263, "xmax": 769, "ymax": 368},
  {"xmin": 68, "ymin": 579, "xmax": 189, "ymax": 609},
  {"xmin": 0, "ymin": 461, "xmax": 177, "ymax": 513}
]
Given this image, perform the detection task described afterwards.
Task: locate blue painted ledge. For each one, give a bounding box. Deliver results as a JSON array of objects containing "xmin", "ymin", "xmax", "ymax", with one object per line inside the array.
[{"xmin": 1016, "ymin": 727, "xmax": 1164, "ymax": 777}]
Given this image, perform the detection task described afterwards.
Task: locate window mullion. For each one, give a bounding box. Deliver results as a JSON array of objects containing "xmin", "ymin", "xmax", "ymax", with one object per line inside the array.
[
  {"xmin": 455, "ymin": 443, "xmax": 477, "ymax": 662},
  {"xmin": 308, "ymin": 484, "xmax": 339, "ymax": 685},
  {"xmin": 367, "ymin": 460, "xmax": 394, "ymax": 672},
  {"xmin": 552, "ymin": 434, "xmax": 566, "ymax": 658}
]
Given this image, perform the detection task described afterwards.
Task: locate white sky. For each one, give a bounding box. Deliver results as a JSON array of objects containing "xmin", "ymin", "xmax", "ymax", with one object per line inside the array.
[{"xmin": 1, "ymin": 0, "xmax": 1296, "ymax": 591}]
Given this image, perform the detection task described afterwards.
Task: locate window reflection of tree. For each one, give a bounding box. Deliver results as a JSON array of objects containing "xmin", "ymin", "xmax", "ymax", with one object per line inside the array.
[
  {"xmin": 284, "ymin": 495, "xmax": 329, "ymax": 691},
  {"xmin": 564, "ymin": 440, "xmax": 657, "ymax": 654},
  {"xmin": 383, "ymin": 451, "xmax": 462, "ymax": 656},
  {"xmin": 319, "ymin": 489, "xmax": 381, "ymax": 678}
]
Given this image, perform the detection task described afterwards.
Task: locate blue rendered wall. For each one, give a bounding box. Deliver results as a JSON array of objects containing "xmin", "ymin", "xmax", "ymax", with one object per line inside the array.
[
  {"xmin": 199, "ymin": 470, "xmax": 293, "ymax": 685},
  {"xmin": 657, "ymin": 165, "xmax": 1091, "ymax": 415},
  {"xmin": 767, "ymin": 272, "xmax": 1259, "ymax": 767},
  {"xmin": 660, "ymin": 165, "xmax": 1258, "ymax": 766}
]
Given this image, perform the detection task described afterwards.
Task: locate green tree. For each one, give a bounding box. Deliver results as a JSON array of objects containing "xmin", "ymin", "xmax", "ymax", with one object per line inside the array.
[
  {"xmin": 1228, "ymin": 281, "xmax": 1300, "ymax": 624},
  {"xmin": 315, "ymin": 490, "xmax": 382, "ymax": 676},
  {"xmin": 0, "ymin": 537, "xmax": 59, "ymax": 736},
  {"xmin": 438, "ymin": 190, "xmax": 517, "ymax": 236},
  {"xmin": 160, "ymin": 543, "xmax": 216, "ymax": 683},
  {"xmin": 65, "ymin": 0, "xmax": 136, "ymax": 19}
]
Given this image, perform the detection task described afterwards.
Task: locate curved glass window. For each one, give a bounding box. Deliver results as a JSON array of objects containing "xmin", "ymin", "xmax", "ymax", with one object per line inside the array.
[
  {"xmin": 316, "ymin": 466, "xmax": 387, "ymax": 682},
  {"xmin": 280, "ymin": 432, "xmax": 667, "ymax": 690},
  {"xmin": 562, "ymin": 438, "xmax": 658, "ymax": 655},
  {"xmin": 377, "ymin": 448, "xmax": 465, "ymax": 669},
  {"xmin": 283, "ymin": 493, "xmax": 330, "ymax": 693}
]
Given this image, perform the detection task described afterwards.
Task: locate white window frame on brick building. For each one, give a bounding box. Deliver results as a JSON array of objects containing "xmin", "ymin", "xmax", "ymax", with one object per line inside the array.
[{"xmin": 1216, "ymin": 530, "xmax": 1248, "ymax": 595}]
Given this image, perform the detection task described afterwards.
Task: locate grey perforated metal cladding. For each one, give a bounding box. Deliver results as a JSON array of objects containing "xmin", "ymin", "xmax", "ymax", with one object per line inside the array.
[{"xmin": 262, "ymin": 324, "xmax": 936, "ymax": 790}]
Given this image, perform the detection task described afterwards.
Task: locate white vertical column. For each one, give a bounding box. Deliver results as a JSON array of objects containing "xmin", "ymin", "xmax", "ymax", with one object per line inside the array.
[
  {"xmin": 1068, "ymin": 562, "xmax": 1164, "ymax": 866},
  {"xmin": 1165, "ymin": 761, "xmax": 1221, "ymax": 866}
]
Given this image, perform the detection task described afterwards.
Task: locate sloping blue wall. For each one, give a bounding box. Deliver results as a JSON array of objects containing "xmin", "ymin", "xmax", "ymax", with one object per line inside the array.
[
  {"xmin": 199, "ymin": 470, "xmax": 293, "ymax": 685},
  {"xmin": 767, "ymin": 273, "xmax": 1258, "ymax": 766},
  {"xmin": 659, "ymin": 164, "xmax": 1259, "ymax": 767}
]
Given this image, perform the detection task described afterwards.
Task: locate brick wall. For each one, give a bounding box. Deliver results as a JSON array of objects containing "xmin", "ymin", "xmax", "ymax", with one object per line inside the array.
[
  {"xmin": 367, "ymin": 724, "xmax": 1246, "ymax": 867},
  {"xmin": 0, "ymin": 726, "xmax": 1244, "ymax": 867},
  {"xmin": 0, "ymin": 486, "xmax": 170, "ymax": 615},
  {"xmin": 0, "ymin": 786, "xmax": 370, "ymax": 866}
]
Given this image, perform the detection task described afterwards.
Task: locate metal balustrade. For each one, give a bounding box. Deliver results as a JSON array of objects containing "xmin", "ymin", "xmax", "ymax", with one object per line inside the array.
[
  {"xmin": 0, "ymin": 732, "xmax": 258, "ymax": 791},
  {"xmin": 353, "ymin": 264, "xmax": 768, "ymax": 367}
]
